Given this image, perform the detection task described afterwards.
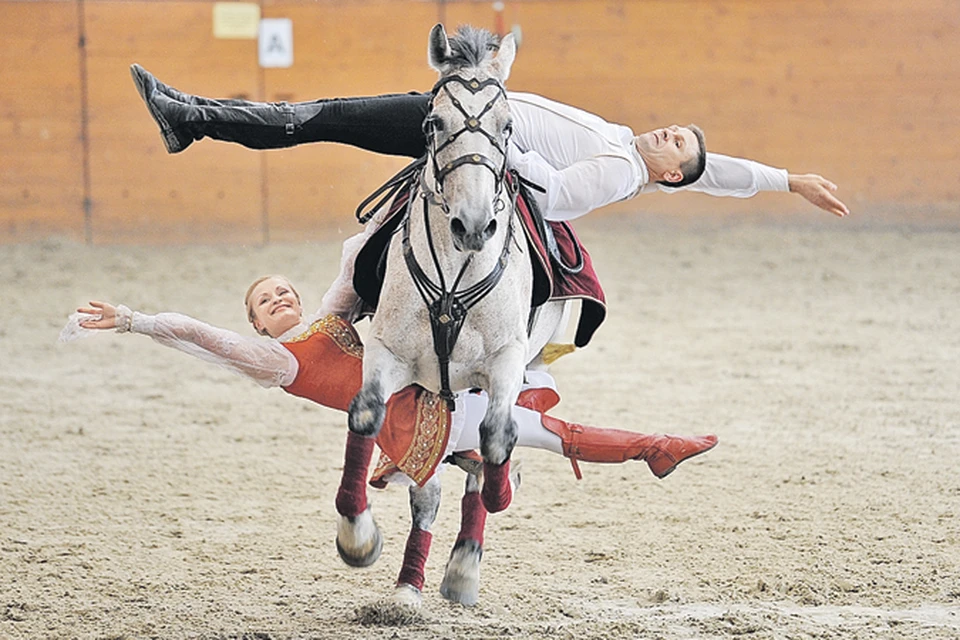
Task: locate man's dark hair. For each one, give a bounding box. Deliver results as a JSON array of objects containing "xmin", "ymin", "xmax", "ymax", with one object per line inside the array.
[{"xmin": 656, "ymin": 124, "xmax": 706, "ymax": 188}]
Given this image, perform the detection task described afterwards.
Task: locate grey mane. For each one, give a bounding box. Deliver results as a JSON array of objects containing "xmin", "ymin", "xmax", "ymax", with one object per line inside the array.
[{"xmin": 446, "ymin": 25, "xmax": 501, "ymax": 70}]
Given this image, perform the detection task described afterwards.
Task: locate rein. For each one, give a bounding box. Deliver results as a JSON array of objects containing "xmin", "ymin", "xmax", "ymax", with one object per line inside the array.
[{"xmin": 355, "ymin": 157, "xmax": 426, "ymax": 224}]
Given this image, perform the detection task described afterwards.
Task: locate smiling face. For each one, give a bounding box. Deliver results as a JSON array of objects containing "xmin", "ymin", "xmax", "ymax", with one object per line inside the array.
[
  {"xmin": 245, "ymin": 276, "xmax": 303, "ymax": 338},
  {"xmin": 634, "ymin": 125, "xmax": 702, "ymax": 184}
]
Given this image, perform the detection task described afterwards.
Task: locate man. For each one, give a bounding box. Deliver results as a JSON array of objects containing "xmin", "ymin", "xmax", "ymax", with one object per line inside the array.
[{"xmin": 130, "ymin": 64, "xmax": 850, "ymax": 223}]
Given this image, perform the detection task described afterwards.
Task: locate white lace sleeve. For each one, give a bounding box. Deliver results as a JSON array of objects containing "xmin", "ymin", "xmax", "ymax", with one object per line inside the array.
[
  {"xmin": 131, "ymin": 311, "xmax": 299, "ymax": 388},
  {"xmin": 315, "ymin": 228, "xmax": 371, "ymax": 321}
]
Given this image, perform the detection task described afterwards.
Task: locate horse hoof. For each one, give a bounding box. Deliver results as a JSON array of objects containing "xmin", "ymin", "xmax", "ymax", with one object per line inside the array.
[
  {"xmin": 391, "ymin": 583, "xmax": 423, "ymax": 608},
  {"xmin": 355, "ymin": 585, "xmax": 424, "ymax": 626},
  {"xmin": 336, "ymin": 508, "xmax": 383, "ymax": 568},
  {"xmin": 439, "ymin": 539, "xmax": 482, "ymax": 606}
]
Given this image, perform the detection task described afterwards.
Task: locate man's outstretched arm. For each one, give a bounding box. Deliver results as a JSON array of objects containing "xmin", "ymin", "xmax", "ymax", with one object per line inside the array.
[{"xmin": 658, "ymin": 153, "xmax": 849, "ymax": 217}]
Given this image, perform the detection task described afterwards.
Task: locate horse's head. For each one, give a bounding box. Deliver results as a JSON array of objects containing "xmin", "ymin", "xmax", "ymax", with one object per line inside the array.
[{"xmin": 424, "ymin": 24, "xmax": 516, "ymax": 253}]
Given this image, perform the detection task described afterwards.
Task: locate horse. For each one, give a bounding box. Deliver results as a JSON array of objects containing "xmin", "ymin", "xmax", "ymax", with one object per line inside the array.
[{"xmin": 337, "ymin": 24, "xmax": 569, "ymax": 610}]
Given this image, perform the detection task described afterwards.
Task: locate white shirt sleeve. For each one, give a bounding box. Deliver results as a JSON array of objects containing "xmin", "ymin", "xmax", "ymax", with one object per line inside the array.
[
  {"xmin": 657, "ymin": 152, "xmax": 789, "ymax": 197},
  {"xmin": 508, "ymin": 144, "xmax": 639, "ymax": 221},
  {"xmin": 129, "ymin": 311, "xmax": 299, "ymax": 388}
]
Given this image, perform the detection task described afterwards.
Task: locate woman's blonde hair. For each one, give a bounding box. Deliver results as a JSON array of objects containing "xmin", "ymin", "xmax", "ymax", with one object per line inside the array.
[{"xmin": 244, "ymin": 275, "xmax": 301, "ymax": 335}]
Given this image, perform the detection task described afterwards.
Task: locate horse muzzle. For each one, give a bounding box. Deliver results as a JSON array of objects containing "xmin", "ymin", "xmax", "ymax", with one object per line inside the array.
[{"xmin": 450, "ymin": 215, "xmax": 498, "ymax": 252}]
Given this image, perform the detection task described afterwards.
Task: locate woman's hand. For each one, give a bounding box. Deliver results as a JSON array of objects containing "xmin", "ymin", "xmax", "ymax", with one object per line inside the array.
[{"xmin": 77, "ymin": 301, "xmax": 118, "ymax": 330}]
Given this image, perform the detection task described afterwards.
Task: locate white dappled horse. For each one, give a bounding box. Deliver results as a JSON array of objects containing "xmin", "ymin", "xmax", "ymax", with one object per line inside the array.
[{"xmin": 339, "ymin": 24, "xmax": 568, "ymax": 610}]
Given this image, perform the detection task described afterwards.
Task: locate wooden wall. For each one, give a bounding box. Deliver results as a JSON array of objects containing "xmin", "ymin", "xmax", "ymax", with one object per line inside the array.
[{"xmin": 1, "ymin": 0, "xmax": 958, "ymax": 244}]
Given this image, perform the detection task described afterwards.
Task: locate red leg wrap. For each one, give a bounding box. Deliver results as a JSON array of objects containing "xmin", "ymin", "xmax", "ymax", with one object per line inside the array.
[
  {"xmin": 335, "ymin": 432, "xmax": 375, "ymax": 517},
  {"xmin": 481, "ymin": 460, "xmax": 512, "ymax": 514},
  {"xmin": 396, "ymin": 528, "xmax": 432, "ymax": 592},
  {"xmin": 456, "ymin": 491, "xmax": 487, "ymax": 547}
]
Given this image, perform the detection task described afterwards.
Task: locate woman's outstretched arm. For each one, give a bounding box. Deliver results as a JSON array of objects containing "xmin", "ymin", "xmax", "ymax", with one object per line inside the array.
[{"xmin": 70, "ymin": 301, "xmax": 298, "ymax": 388}]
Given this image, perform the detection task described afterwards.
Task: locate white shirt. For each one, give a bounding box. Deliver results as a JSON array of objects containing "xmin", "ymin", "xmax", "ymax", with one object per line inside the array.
[{"xmin": 505, "ymin": 92, "xmax": 789, "ymax": 221}]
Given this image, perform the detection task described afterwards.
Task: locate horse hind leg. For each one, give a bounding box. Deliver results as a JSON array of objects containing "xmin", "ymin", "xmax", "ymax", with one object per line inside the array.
[
  {"xmin": 440, "ymin": 472, "xmax": 485, "ymax": 606},
  {"xmin": 441, "ymin": 462, "xmax": 522, "ymax": 605},
  {"xmin": 391, "ymin": 474, "xmax": 442, "ymax": 608}
]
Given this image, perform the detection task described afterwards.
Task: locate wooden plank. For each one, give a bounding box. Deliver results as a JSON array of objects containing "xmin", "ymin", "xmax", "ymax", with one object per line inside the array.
[
  {"xmin": 2, "ymin": 0, "xmax": 958, "ymax": 242},
  {"xmin": 0, "ymin": 2, "xmax": 85, "ymax": 242},
  {"xmin": 84, "ymin": 1, "xmax": 263, "ymax": 243},
  {"xmin": 259, "ymin": 1, "xmax": 441, "ymax": 240}
]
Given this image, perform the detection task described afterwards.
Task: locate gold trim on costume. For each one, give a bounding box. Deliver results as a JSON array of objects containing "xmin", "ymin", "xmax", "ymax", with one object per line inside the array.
[
  {"xmin": 286, "ymin": 315, "xmax": 363, "ymax": 359},
  {"xmin": 369, "ymin": 391, "xmax": 450, "ymax": 488},
  {"xmin": 395, "ymin": 392, "xmax": 449, "ymax": 486}
]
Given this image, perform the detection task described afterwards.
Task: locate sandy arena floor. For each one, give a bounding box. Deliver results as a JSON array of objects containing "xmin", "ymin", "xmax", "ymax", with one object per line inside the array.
[{"xmin": 2, "ymin": 212, "xmax": 958, "ymax": 639}]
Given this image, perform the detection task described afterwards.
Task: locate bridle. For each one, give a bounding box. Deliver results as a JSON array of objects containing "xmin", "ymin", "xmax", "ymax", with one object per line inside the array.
[
  {"xmin": 421, "ymin": 74, "xmax": 511, "ymax": 214},
  {"xmin": 404, "ymin": 73, "xmax": 517, "ymax": 409}
]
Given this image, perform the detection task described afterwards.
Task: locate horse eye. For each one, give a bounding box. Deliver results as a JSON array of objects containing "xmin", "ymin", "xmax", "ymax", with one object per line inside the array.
[
  {"xmin": 503, "ymin": 121, "xmax": 514, "ymax": 136},
  {"xmin": 423, "ymin": 117, "xmax": 444, "ymax": 135}
]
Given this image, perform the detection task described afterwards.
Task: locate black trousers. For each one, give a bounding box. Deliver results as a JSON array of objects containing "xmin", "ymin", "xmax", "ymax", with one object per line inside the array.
[{"xmin": 295, "ymin": 92, "xmax": 430, "ymax": 158}]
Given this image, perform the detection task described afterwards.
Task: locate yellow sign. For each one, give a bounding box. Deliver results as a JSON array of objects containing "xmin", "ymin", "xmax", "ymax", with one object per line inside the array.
[{"xmin": 213, "ymin": 3, "xmax": 261, "ymax": 39}]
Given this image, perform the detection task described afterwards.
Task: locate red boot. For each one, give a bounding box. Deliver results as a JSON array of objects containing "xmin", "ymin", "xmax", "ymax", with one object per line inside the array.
[{"xmin": 539, "ymin": 414, "xmax": 718, "ymax": 480}]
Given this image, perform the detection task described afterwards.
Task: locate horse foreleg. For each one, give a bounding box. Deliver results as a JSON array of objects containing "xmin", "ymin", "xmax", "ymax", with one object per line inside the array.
[
  {"xmin": 391, "ymin": 474, "xmax": 442, "ymax": 608},
  {"xmin": 338, "ymin": 344, "xmax": 412, "ymax": 568},
  {"xmin": 478, "ymin": 344, "xmax": 525, "ymax": 512}
]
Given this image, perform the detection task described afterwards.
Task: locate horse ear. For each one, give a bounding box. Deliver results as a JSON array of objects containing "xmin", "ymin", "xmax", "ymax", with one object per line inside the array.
[
  {"xmin": 428, "ymin": 23, "xmax": 452, "ymax": 72},
  {"xmin": 491, "ymin": 33, "xmax": 516, "ymax": 83}
]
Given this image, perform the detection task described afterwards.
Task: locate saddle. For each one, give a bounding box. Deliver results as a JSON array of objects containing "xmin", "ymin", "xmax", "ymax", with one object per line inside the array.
[{"xmin": 353, "ymin": 169, "xmax": 607, "ymax": 348}]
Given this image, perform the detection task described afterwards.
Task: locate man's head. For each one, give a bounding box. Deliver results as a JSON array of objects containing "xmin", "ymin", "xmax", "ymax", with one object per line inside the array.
[
  {"xmin": 634, "ymin": 124, "xmax": 706, "ymax": 187},
  {"xmin": 244, "ymin": 275, "xmax": 303, "ymax": 338}
]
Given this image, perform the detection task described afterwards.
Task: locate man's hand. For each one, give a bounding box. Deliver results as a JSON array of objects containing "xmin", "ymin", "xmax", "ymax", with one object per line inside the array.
[
  {"xmin": 788, "ymin": 174, "xmax": 850, "ymax": 217},
  {"xmin": 78, "ymin": 301, "xmax": 118, "ymax": 330}
]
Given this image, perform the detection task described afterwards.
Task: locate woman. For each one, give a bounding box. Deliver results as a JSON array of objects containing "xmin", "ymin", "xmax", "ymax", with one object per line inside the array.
[
  {"xmin": 64, "ymin": 275, "xmax": 717, "ymax": 504},
  {"xmin": 64, "ymin": 275, "xmax": 716, "ymax": 595}
]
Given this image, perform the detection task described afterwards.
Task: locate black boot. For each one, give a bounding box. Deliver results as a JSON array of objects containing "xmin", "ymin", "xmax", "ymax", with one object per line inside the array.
[
  {"xmin": 130, "ymin": 65, "xmax": 322, "ymax": 154},
  {"xmin": 130, "ymin": 64, "xmax": 431, "ymax": 157},
  {"xmin": 131, "ymin": 63, "xmax": 251, "ymax": 107}
]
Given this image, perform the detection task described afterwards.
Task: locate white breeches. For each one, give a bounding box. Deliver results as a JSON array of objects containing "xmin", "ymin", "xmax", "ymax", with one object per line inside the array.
[{"xmin": 454, "ymin": 389, "xmax": 563, "ymax": 455}]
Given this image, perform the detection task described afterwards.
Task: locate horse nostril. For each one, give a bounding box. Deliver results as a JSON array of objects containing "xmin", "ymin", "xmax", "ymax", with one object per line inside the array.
[
  {"xmin": 484, "ymin": 219, "xmax": 498, "ymax": 239},
  {"xmin": 450, "ymin": 218, "xmax": 467, "ymax": 237}
]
